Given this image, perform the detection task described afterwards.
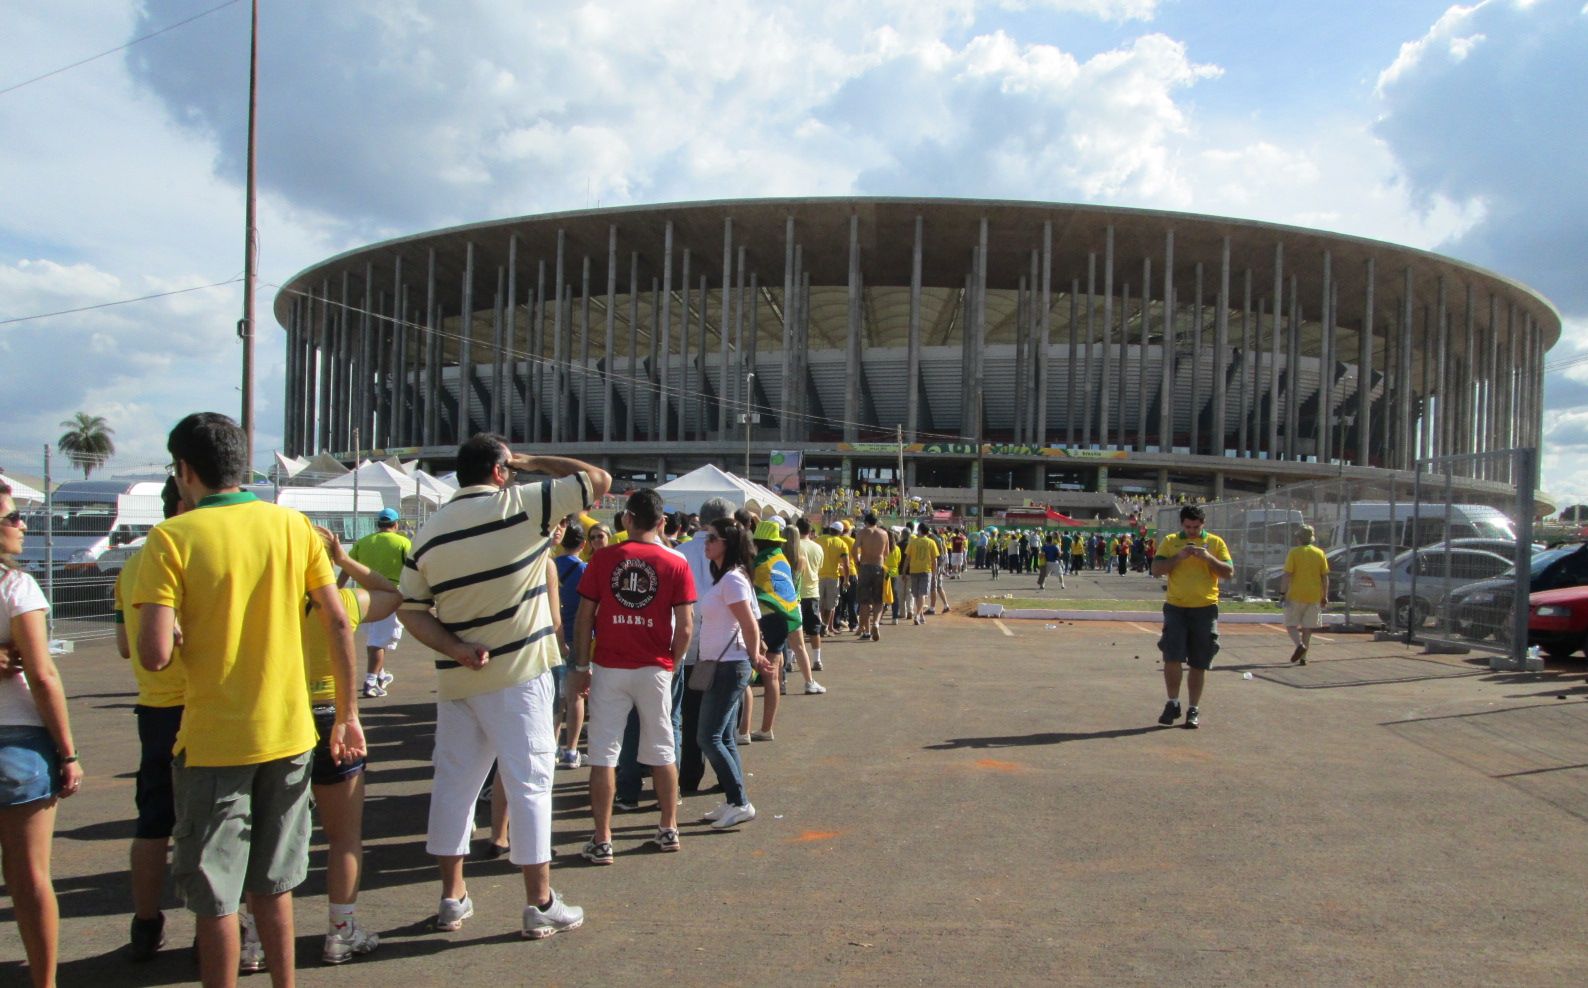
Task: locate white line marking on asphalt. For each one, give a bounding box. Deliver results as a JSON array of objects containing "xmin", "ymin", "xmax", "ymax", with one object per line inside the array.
[
  {"xmin": 993, "ymin": 619, "xmax": 1015, "ymax": 637},
  {"xmin": 1128, "ymin": 622, "xmax": 1157, "ymax": 634}
]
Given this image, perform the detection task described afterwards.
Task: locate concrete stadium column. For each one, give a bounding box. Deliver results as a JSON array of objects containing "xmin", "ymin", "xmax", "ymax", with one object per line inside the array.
[
  {"xmin": 1083, "ymin": 252, "xmax": 1096, "ymax": 446},
  {"xmin": 1419, "ymin": 306, "xmax": 1433, "ymax": 463},
  {"xmin": 679, "ymin": 248, "xmax": 692, "ymax": 442},
  {"xmin": 974, "ymin": 217, "xmax": 989, "ymax": 441},
  {"xmin": 1213, "ymin": 237, "xmax": 1231, "ymax": 457},
  {"xmin": 1267, "ymin": 244, "xmax": 1283, "ymax": 460},
  {"xmin": 284, "ymin": 299, "xmax": 298, "ymax": 453},
  {"xmin": 845, "ymin": 213, "xmax": 861, "ymax": 442},
  {"xmin": 1099, "ymin": 226, "xmax": 1114, "ymax": 448},
  {"xmin": 1158, "ymin": 467, "xmax": 1169, "ymax": 492},
  {"xmin": 1460, "ymin": 283, "xmax": 1475, "ymax": 469},
  {"xmin": 1159, "ymin": 231, "xmax": 1175, "ymax": 453},
  {"xmin": 458, "ymin": 242, "xmax": 475, "ymax": 444},
  {"xmin": 533, "ymin": 259, "xmax": 547, "ymax": 445},
  {"xmin": 336, "ymin": 272, "xmax": 351, "ymax": 450},
  {"xmin": 1357, "ymin": 257, "xmax": 1374, "ymax": 467},
  {"xmin": 578, "ymin": 255, "xmax": 592, "ymax": 443},
  {"xmin": 359, "ymin": 263, "xmax": 372, "ymax": 445},
  {"xmin": 1213, "ymin": 472, "xmax": 1225, "ymax": 500},
  {"xmin": 1285, "ymin": 277, "xmax": 1300, "ymax": 461},
  {"xmin": 1237, "ymin": 268, "xmax": 1251, "ymax": 457},
  {"xmin": 733, "ymin": 246, "xmax": 747, "ymax": 441},
  {"xmin": 719, "ymin": 219, "xmax": 734, "ymax": 437},
  {"xmin": 627, "ymin": 253, "xmax": 639, "ymax": 444},
  {"xmin": 748, "ymin": 272, "xmax": 760, "ymax": 438},
  {"xmin": 549, "ymin": 232, "xmax": 565, "ymax": 444},
  {"xmin": 779, "ymin": 251, "xmax": 795, "ymax": 440},
  {"xmin": 1116, "ymin": 277, "xmax": 1129, "ymax": 450},
  {"xmin": 907, "ymin": 215, "xmax": 923, "ymax": 443},
  {"xmin": 1435, "ymin": 275, "xmax": 1448, "ymax": 462},
  {"xmin": 1485, "ymin": 294, "xmax": 1500, "ymax": 478},
  {"xmin": 960, "ymin": 268, "xmax": 974, "ymax": 438},
  {"xmin": 1399, "ymin": 268, "xmax": 1414, "ymax": 471},
  {"xmin": 1137, "ymin": 257, "xmax": 1151, "ymax": 452},
  {"xmin": 1067, "ymin": 277, "xmax": 1079, "ymax": 447},
  {"xmin": 600, "ymin": 228, "xmax": 616, "ymax": 445},
  {"xmin": 1030, "ymin": 249, "xmax": 1043, "ymax": 443},
  {"xmin": 658, "ymin": 221, "xmax": 673, "ymax": 444},
  {"xmin": 1191, "ymin": 263, "xmax": 1204, "ymax": 456},
  {"xmin": 489, "ymin": 268, "xmax": 504, "ymax": 436},
  {"xmin": 1038, "ymin": 221, "xmax": 1052, "ymax": 446},
  {"xmin": 1014, "ymin": 274, "xmax": 1027, "ymax": 442},
  {"xmin": 781, "ymin": 215, "xmax": 796, "ymax": 441},
  {"xmin": 1317, "ymin": 250, "xmax": 1332, "ymax": 462},
  {"xmin": 502, "ymin": 239, "xmax": 517, "ymax": 443},
  {"xmin": 422, "ymin": 252, "xmax": 436, "ymax": 447},
  {"xmin": 649, "ymin": 276, "xmax": 662, "ymax": 441},
  {"xmin": 798, "ymin": 268, "xmax": 811, "ymax": 439}
]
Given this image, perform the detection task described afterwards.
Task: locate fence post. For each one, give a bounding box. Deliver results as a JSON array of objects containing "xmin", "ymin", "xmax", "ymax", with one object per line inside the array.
[
  {"xmin": 42, "ymin": 444, "xmax": 54, "ymax": 638},
  {"xmin": 1341, "ymin": 482, "xmax": 1355, "ymax": 627},
  {"xmin": 1387, "ymin": 479, "xmax": 1399, "ymax": 635},
  {"xmin": 1512, "ymin": 447, "xmax": 1535, "ymax": 666}
]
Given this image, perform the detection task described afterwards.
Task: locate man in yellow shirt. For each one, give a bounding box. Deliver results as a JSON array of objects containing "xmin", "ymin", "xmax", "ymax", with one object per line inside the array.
[
  {"xmin": 904, "ymin": 522, "xmax": 941, "ymax": 624},
  {"xmin": 132, "ymin": 412, "xmax": 364, "ymax": 984},
  {"xmin": 1281, "ymin": 524, "xmax": 1330, "ymax": 665},
  {"xmin": 1150, "ymin": 505, "xmax": 1234, "ymax": 730}
]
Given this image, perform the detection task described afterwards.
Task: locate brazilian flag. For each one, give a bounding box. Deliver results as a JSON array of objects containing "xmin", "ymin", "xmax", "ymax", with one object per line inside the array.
[{"xmin": 753, "ymin": 546, "xmax": 801, "ymax": 632}]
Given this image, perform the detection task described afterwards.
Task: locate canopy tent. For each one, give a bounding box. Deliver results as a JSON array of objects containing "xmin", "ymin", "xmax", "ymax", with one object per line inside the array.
[
  {"xmin": 0, "ymin": 474, "xmax": 46, "ymax": 504},
  {"xmin": 323, "ymin": 460, "xmax": 452, "ymax": 511},
  {"xmin": 273, "ymin": 452, "xmax": 311, "ymax": 480},
  {"xmin": 655, "ymin": 464, "xmax": 802, "ymax": 518}
]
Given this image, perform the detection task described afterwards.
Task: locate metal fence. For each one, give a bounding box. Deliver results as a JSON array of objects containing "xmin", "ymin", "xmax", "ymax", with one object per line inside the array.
[{"xmin": 1180, "ymin": 449, "xmax": 1539, "ymax": 665}]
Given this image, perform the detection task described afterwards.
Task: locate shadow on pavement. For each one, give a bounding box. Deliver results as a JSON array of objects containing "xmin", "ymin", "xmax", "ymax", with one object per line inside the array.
[{"xmin": 924, "ymin": 725, "xmax": 1166, "ymax": 749}]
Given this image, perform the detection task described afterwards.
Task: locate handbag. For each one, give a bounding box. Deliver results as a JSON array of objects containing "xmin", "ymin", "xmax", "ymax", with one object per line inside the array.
[{"xmin": 688, "ymin": 633, "xmax": 741, "ymax": 691}]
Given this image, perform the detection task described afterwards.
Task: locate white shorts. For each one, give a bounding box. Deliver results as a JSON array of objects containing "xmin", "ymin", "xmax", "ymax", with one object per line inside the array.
[
  {"xmin": 586, "ymin": 664, "xmax": 676, "ymax": 768},
  {"xmin": 361, "ymin": 612, "xmax": 403, "ymax": 650},
  {"xmin": 426, "ymin": 673, "xmax": 556, "ymax": 866},
  {"xmin": 949, "ymin": 552, "xmax": 965, "ymax": 568},
  {"xmin": 1284, "ymin": 600, "xmax": 1323, "ymax": 629}
]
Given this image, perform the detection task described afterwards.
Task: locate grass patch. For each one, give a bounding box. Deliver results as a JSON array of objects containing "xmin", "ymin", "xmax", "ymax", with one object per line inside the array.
[{"xmin": 970, "ymin": 596, "xmax": 1284, "ymax": 614}]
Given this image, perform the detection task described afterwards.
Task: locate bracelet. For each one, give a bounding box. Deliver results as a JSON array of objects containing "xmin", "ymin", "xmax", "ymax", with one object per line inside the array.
[
  {"xmin": 61, "ymin": 754, "xmax": 79, "ymax": 764},
  {"xmin": 572, "ymin": 664, "xmax": 591, "ymax": 673}
]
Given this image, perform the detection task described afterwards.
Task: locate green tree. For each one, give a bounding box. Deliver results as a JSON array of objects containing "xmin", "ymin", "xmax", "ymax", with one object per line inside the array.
[{"xmin": 57, "ymin": 412, "xmax": 116, "ymax": 479}]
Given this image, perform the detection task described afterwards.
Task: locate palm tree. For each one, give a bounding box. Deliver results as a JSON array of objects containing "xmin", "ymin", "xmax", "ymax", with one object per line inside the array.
[{"xmin": 58, "ymin": 412, "xmax": 116, "ymax": 479}]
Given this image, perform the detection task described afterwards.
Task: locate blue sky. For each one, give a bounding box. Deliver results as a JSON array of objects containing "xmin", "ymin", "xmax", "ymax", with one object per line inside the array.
[{"xmin": 1, "ymin": 0, "xmax": 1583, "ymax": 501}]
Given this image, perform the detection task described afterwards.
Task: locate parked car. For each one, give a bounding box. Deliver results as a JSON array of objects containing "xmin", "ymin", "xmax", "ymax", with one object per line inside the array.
[
  {"xmin": 1350, "ymin": 547, "xmax": 1513, "ymax": 628},
  {"xmin": 93, "ymin": 536, "xmax": 147, "ymax": 578},
  {"xmin": 1527, "ymin": 584, "xmax": 1588, "ymax": 660},
  {"xmin": 1446, "ymin": 543, "xmax": 1588, "ymax": 641},
  {"xmin": 1247, "ymin": 543, "xmax": 1402, "ymax": 601}
]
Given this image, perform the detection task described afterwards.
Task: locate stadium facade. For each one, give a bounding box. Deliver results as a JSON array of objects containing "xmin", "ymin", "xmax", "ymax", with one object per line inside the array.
[{"xmin": 272, "ymin": 198, "xmax": 1559, "ymax": 509}]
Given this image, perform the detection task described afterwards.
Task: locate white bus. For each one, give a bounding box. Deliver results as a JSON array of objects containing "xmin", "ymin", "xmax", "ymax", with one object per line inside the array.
[{"xmin": 1327, "ymin": 502, "xmax": 1517, "ymax": 550}]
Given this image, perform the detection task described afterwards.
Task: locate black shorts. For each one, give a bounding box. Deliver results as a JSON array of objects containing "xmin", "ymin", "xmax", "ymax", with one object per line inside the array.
[
  {"xmin": 311, "ymin": 706, "xmax": 366, "ymax": 786},
  {"xmin": 857, "ymin": 564, "xmax": 886, "ymax": 606},
  {"xmin": 758, "ymin": 613, "xmax": 790, "ymax": 654},
  {"xmin": 1159, "ymin": 604, "xmax": 1220, "ymax": 670},
  {"xmin": 134, "ymin": 704, "xmax": 183, "ymax": 840},
  {"xmin": 800, "ymin": 598, "xmax": 821, "ymax": 634}
]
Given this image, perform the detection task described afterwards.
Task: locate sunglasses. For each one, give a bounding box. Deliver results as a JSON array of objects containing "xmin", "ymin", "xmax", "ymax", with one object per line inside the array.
[{"xmin": 1, "ymin": 511, "xmax": 21, "ymax": 526}]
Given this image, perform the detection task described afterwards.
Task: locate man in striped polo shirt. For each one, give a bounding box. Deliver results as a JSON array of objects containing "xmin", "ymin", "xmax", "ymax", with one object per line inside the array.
[{"xmin": 398, "ymin": 434, "xmax": 609, "ymax": 940}]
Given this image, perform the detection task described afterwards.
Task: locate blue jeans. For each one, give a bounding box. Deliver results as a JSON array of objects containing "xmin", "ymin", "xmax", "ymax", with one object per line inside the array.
[
  {"xmin": 695, "ymin": 661, "xmax": 751, "ymax": 807},
  {"xmin": 616, "ymin": 668, "xmax": 686, "ymax": 803}
]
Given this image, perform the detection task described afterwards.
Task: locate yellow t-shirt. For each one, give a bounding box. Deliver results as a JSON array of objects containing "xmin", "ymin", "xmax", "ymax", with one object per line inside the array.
[
  {"xmin": 818, "ymin": 535, "xmax": 850, "ymax": 579},
  {"xmin": 130, "ymin": 493, "xmax": 332, "ymax": 767},
  {"xmin": 906, "ymin": 535, "xmax": 940, "ymax": 573},
  {"xmin": 304, "ymin": 587, "xmax": 364, "ymax": 703},
  {"xmin": 114, "ymin": 549, "xmax": 187, "ymax": 708},
  {"xmin": 1283, "ymin": 544, "xmax": 1330, "ymax": 603},
  {"xmin": 1156, "ymin": 531, "xmax": 1233, "ymax": 608}
]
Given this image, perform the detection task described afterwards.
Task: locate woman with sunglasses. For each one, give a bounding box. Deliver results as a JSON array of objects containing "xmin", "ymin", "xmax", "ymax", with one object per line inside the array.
[
  {"xmin": 694, "ymin": 519, "xmax": 768, "ymax": 830},
  {"xmin": 0, "ymin": 482, "xmax": 82, "ymax": 986}
]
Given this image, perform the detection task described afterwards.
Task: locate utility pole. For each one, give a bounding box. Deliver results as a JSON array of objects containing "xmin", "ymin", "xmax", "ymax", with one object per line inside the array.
[
  {"xmin": 238, "ymin": 0, "xmax": 260, "ymax": 470},
  {"xmin": 896, "ymin": 424, "xmax": 906, "ymax": 516}
]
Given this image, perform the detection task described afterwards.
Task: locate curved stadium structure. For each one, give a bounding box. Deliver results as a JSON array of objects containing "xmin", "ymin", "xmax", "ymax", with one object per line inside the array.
[{"xmin": 274, "ymin": 198, "xmax": 1558, "ymax": 508}]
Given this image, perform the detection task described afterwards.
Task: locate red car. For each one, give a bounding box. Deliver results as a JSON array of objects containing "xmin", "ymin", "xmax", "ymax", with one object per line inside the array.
[{"xmin": 1527, "ymin": 585, "xmax": 1588, "ymax": 660}]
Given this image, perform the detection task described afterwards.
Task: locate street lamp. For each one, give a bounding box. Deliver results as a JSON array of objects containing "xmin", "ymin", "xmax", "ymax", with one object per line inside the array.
[{"xmin": 743, "ymin": 371, "xmax": 757, "ymax": 479}]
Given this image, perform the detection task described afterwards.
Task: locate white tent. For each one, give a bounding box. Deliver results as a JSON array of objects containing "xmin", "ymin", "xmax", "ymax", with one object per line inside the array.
[
  {"xmin": 273, "ymin": 452, "xmax": 311, "ymax": 479},
  {"xmin": 656, "ymin": 464, "xmax": 802, "ymax": 517},
  {"xmin": 323, "ymin": 460, "xmax": 451, "ymax": 511},
  {"xmin": 0, "ymin": 474, "xmax": 46, "ymax": 504}
]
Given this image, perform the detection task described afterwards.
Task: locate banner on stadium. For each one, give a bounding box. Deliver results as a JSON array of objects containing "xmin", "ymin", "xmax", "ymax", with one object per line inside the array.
[{"xmin": 767, "ymin": 450, "xmax": 803, "ymax": 493}]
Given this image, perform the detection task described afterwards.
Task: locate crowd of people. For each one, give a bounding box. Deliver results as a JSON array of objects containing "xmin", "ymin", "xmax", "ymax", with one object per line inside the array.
[{"xmin": 968, "ymin": 528, "xmax": 1157, "ymax": 580}]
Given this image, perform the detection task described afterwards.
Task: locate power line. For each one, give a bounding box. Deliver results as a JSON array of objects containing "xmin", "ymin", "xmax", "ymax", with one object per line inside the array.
[
  {"xmin": 0, "ymin": 277, "xmax": 242, "ymax": 327},
  {"xmin": 0, "ymin": 0, "xmax": 246, "ymax": 99}
]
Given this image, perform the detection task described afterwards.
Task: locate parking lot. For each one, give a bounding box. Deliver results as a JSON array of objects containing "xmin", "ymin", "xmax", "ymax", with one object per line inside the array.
[{"xmin": 10, "ymin": 566, "xmax": 1588, "ymax": 986}]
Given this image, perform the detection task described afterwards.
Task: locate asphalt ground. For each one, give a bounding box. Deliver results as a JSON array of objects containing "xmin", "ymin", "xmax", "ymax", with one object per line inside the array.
[{"xmin": 9, "ymin": 563, "xmax": 1588, "ymax": 986}]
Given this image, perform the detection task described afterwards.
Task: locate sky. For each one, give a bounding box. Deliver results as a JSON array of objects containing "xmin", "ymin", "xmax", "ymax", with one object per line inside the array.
[{"xmin": 1, "ymin": 0, "xmax": 1584, "ymax": 503}]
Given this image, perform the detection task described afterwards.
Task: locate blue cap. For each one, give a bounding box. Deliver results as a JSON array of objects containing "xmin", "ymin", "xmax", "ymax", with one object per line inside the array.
[{"xmin": 377, "ymin": 508, "xmax": 400, "ymax": 523}]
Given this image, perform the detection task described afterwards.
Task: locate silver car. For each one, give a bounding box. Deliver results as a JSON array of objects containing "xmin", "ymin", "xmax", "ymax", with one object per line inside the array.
[{"xmin": 1350, "ymin": 547, "xmax": 1514, "ymax": 628}]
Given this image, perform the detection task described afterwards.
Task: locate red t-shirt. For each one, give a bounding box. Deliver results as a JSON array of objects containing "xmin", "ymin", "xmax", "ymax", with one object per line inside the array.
[{"xmin": 578, "ymin": 540, "xmax": 697, "ymax": 671}]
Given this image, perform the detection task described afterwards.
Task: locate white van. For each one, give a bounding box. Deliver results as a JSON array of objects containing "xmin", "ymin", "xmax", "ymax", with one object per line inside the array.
[
  {"xmin": 17, "ymin": 479, "xmax": 166, "ymax": 576},
  {"xmin": 1328, "ymin": 502, "xmax": 1517, "ymax": 550}
]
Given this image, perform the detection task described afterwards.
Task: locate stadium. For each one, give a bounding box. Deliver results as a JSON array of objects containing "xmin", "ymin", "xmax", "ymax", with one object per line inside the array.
[{"xmin": 272, "ymin": 198, "xmax": 1559, "ymax": 516}]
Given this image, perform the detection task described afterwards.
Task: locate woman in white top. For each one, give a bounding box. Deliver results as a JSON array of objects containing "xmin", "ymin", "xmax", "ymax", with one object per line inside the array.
[
  {"xmin": 693, "ymin": 519, "xmax": 769, "ymax": 830},
  {"xmin": 0, "ymin": 481, "xmax": 82, "ymax": 987}
]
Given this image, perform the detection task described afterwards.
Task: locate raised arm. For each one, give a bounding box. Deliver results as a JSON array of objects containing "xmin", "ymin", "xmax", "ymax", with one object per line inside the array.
[
  {"xmin": 317, "ymin": 525, "xmax": 401, "ymax": 623},
  {"xmin": 507, "ymin": 453, "xmax": 612, "ymax": 502}
]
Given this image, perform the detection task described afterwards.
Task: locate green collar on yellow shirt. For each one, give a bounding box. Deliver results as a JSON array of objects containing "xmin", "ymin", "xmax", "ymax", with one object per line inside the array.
[{"xmin": 196, "ymin": 491, "xmax": 259, "ymax": 509}]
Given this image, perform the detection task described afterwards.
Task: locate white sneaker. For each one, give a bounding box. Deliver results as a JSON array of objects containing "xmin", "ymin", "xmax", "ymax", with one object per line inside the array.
[
  {"xmin": 804, "ymin": 681, "xmax": 827, "ymax": 695},
  {"xmin": 239, "ymin": 912, "xmax": 266, "ymax": 973},
  {"xmin": 700, "ymin": 801, "xmax": 731, "ymax": 822},
  {"xmin": 711, "ymin": 802, "xmax": 757, "ymax": 829},
  {"xmin": 735, "ymin": 733, "xmax": 752, "ymax": 745},
  {"xmin": 377, "ymin": 670, "xmax": 394, "ymax": 688},
  {"xmin": 522, "ymin": 889, "xmax": 584, "ymax": 940},
  {"xmin": 322, "ymin": 918, "xmax": 379, "ymax": 964},
  {"xmin": 436, "ymin": 894, "xmax": 473, "ymax": 932}
]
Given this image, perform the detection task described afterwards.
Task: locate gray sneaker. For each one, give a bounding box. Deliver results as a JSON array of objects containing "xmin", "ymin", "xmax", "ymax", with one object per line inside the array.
[
  {"xmin": 522, "ymin": 889, "xmax": 584, "ymax": 940},
  {"xmin": 436, "ymin": 894, "xmax": 473, "ymax": 932}
]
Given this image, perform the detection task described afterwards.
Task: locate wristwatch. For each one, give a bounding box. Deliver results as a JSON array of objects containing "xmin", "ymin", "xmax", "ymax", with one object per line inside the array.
[{"xmin": 572, "ymin": 664, "xmax": 591, "ymax": 673}]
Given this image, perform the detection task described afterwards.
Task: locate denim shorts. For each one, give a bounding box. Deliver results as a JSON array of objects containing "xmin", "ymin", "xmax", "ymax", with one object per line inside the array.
[
  {"xmin": 135, "ymin": 704, "xmax": 184, "ymax": 838},
  {"xmin": 1160, "ymin": 603, "xmax": 1220, "ymax": 670},
  {"xmin": 0, "ymin": 725, "xmax": 61, "ymax": 807},
  {"xmin": 311, "ymin": 706, "xmax": 365, "ymax": 786}
]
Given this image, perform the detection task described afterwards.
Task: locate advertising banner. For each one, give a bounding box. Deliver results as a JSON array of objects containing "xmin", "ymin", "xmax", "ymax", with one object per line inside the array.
[{"xmin": 767, "ymin": 450, "xmax": 803, "ymax": 493}]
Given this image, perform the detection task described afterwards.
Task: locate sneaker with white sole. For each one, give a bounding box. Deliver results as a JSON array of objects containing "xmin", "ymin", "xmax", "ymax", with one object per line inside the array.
[
  {"xmin": 750, "ymin": 730, "xmax": 774, "ymax": 742},
  {"xmin": 650, "ymin": 827, "xmax": 681, "ymax": 852},
  {"xmin": 580, "ymin": 840, "xmax": 615, "ymax": 865},
  {"xmin": 735, "ymin": 733, "xmax": 752, "ymax": 745},
  {"xmin": 711, "ymin": 802, "xmax": 757, "ymax": 829},
  {"xmin": 804, "ymin": 681, "xmax": 827, "ymax": 695},
  {"xmin": 522, "ymin": 890, "xmax": 584, "ymax": 940},
  {"xmin": 700, "ymin": 801, "xmax": 731, "ymax": 822},
  {"xmin": 322, "ymin": 919, "xmax": 379, "ymax": 964},
  {"xmin": 377, "ymin": 670, "xmax": 394, "ymax": 689},
  {"xmin": 436, "ymin": 894, "xmax": 474, "ymax": 932},
  {"xmin": 362, "ymin": 678, "xmax": 387, "ymax": 698}
]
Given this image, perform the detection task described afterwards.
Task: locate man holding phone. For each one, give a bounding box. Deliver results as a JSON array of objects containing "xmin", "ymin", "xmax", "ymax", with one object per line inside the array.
[{"xmin": 1150, "ymin": 505, "xmax": 1234, "ymax": 729}]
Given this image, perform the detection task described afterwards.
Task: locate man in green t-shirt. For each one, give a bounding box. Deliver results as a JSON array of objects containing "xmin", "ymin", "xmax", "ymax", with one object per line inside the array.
[{"xmin": 344, "ymin": 508, "xmax": 412, "ymax": 697}]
